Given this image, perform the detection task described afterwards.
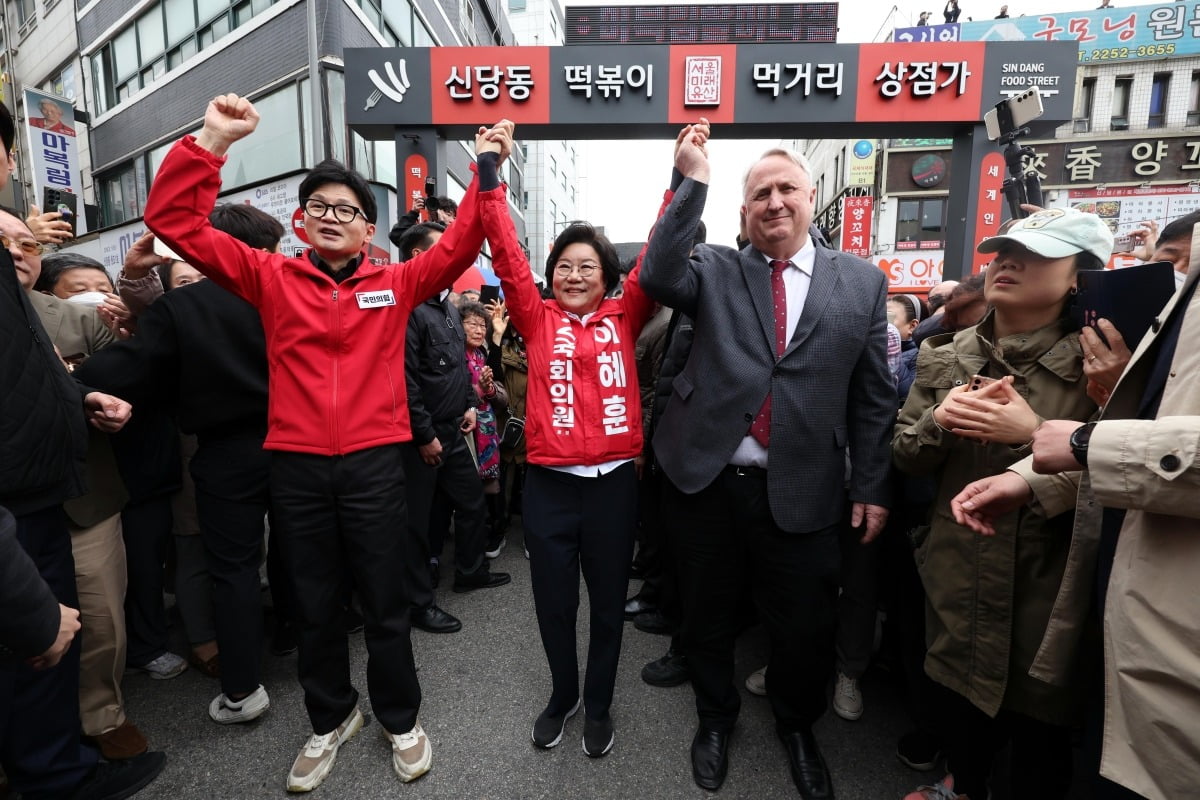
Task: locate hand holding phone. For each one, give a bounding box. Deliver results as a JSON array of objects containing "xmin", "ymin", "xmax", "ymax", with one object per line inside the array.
[{"xmin": 969, "ymin": 374, "xmax": 997, "ymax": 392}]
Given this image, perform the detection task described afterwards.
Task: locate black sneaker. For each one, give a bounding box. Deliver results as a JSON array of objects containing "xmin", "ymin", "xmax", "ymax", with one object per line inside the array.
[
  {"xmin": 896, "ymin": 729, "xmax": 942, "ymax": 772},
  {"xmin": 71, "ymin": 750, "xmax": 166, "ymax": 800},
  {"xmin": 531, "ymin": 699, "xmax": 580, "ymax": 749},
  {"xmin": 641, "ymin": 647, "xmax": 690, "ymax": 687},
  {"xmin": 582, "ymin": 714, "xmax": 614, "ymax": 758}
]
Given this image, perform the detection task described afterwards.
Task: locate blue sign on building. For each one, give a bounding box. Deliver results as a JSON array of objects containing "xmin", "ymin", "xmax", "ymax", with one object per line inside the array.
[{"xmin": 896, "ymin": 2, "xmax": 1200, "ymax": 63}]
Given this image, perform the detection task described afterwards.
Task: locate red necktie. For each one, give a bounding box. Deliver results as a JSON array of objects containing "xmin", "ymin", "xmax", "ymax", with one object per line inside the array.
[{"xmin": 749, "ymin": 259, "xmax": 790, "ymax": 447}]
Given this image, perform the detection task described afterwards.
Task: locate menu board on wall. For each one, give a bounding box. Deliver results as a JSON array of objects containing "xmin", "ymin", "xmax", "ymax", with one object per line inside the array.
[{"xmin": 1069, "ymin": 185, "xmax": 1200, "ymax": 236}]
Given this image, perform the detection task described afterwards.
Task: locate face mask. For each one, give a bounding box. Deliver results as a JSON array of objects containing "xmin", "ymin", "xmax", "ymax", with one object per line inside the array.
[{"xmin": 65, "ymin": 291, "xmax": 107, "ymax": 307}]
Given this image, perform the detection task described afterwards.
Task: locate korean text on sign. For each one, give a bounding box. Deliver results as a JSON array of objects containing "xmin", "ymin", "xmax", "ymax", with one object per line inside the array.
[
  {"xmin": 445, "ymin": 65, "xmax": 534, "ymax": 101},
  {"xmin": 874, "ymin": 61, "xmax": 972, "ymax": 98},
  {"xmin": 563, "ymin": 64, "xmax": 653, "ymax": 99}
]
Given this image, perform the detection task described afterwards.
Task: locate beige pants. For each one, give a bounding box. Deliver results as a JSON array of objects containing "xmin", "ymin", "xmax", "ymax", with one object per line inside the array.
[{"xmin": 71, "ymin": 512, "xmax": 128, "ymax": 736}]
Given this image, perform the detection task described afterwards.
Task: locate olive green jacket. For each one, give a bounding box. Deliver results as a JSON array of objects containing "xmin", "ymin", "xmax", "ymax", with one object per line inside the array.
[{"xmin": 893, "ymin": 310, "xmax": 1096, "ymax": 723}]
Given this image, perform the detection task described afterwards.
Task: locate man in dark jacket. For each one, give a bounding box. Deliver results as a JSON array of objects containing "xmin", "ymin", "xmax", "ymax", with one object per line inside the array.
[
  {"xmin": 396, "ymin": 222, "xmax": 510, "ymax": 636},
  {"xmin": 78, "ymin": 203, "xmax": 287, "ymax": 729},
  {"xmin": 0, "ymin": 100, "xmax": 163, "ymax": 800}
]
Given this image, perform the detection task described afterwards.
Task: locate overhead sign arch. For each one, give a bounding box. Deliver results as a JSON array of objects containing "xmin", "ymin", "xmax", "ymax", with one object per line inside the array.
[{"xmin": 345, "ymin": 42, "xmax": 1078, "ymax": 280}]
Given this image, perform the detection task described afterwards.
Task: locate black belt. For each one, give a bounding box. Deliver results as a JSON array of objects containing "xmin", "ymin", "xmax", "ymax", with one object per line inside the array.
[{"xmin": 724, "ymin": 464, "xmax": 767, "ymax": 479}]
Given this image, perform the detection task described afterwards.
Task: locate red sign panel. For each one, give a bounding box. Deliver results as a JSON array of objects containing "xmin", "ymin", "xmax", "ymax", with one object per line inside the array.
[
  {"xmin": 667, "ymin": 45, "xmax": 737, "ymax": 124},
  {"xmin": 429, "ymin": 47, "xmax": 551, "ymax": 125},
  {"xmin": 854, "ymin": 43, "xmax": 986, "ymax": 123},
  {"xmin": 840, "ymin": 194, "xmax": 874, "ymax": 257},
  {"xmin": 403, "ymin": 154, "xmax": 429, "ymax": 222},
  {"xmin": 973, "ymin": 151, "xmax": 1007, "ymax": 274}
]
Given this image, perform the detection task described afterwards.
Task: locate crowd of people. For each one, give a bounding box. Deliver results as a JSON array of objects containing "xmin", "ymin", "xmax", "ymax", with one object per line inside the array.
[{"xmin": 2, "ymin": 90, "xmax": 1197, "ymax": 800}]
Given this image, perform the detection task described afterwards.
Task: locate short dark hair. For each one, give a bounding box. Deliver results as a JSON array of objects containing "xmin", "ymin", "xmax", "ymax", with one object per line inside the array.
[
  {"xmin": 210, "ymin": 203, "xmax": 285, "ymax": 251},
  {"xmin": 36, "ymin": 253, "xmax": 110, "ymax": 294},
  {"xmin": 546, "ymin": 222, "xmax": 621, "ymax": 293},
  {"xmin": 0, "ymin": 103, "xmax": 13, "ymax": 154},
  {"xmin": 1074, "ymin": 251, "xmax": 1105, "ymax": 272},
  {"xmin": 1157, "ymin": 210, "xmax": 1200, "ymax": 248},
  {"xmin": 397, "ymin": 221, "xmax": 446, "ymax": 261},
  {"xmin": 459, "ymin": 300, "xmax": 489, "ymax": 326},
  {"xmin": 157, "ymin": 260, "xmax": 182, "ymax": 290},
  {"xmin": 298, "ymin": 159, "xmax": 377, "ymax": 224},
  {"xmin": 434, "ymin": 196, "xmax": 457, "ymax": 216}
]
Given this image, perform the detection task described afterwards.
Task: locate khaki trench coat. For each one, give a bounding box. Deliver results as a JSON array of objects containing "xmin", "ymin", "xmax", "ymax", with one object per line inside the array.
[{"xmin": 1011, "ymin": 256, "xmax": 1200, "ymax": 800}]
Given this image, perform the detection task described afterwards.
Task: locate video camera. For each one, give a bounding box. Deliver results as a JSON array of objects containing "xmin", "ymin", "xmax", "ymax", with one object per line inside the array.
[
  {"xmin": 983, "ymin": 87, "xmax": 1045, "ymax": 221},
  {"xmin": 423, "ymin": 176, "xmax": 441, "ymax": 216}
]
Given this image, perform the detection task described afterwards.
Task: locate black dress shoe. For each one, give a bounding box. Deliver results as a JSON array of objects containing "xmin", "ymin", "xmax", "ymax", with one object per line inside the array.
[
  {"xmin": 690, "ymin": 727, "xmax": 729, "ymax": 791},
  {"xmin": 780, "ymin": 729, "xmax": 834, "ymax": 800},
  {"xmin": 623, "ymin": 595, "xmax": 655, "ymax": 620},
  {"xmin": 452, "ymin": 568, "xmax": 512, "ymax": 593},
  {"xmin": 633, "ymin": 609, "xmax": 673, "ymax": 636},
  {"xmin": 641, "ymin": 646, "xmax": 689, "ymax": 687},
  {"xmin": 71, "ymin": 749, "xmax": 166, "ymax": 800},
  {"xmin": 411, "ymin": 605, "xmax": 462, "ymax": 633}
]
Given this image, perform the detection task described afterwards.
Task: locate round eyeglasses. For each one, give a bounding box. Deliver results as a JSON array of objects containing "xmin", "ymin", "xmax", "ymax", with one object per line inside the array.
[{"xmin": 301, "ymin": 198, "xmax": 365, "ymax": 224}]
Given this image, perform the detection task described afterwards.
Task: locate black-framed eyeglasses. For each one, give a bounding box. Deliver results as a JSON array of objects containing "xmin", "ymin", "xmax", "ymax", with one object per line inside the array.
[
  {"xmin": 0, "ymin": 234, "xmax": 44, "ymax": 256},
  {"xmin": 553, "ymin": 263, "xmax": 598, "ymax": 277},
  {"xmin": 301, "ymin": 198, "xmax": 365, "ymax": 224}
]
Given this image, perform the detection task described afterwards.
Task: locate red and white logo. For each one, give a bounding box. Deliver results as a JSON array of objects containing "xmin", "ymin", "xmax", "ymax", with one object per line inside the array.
[{"xmin": 684, "ymin": 56, "xmax": 722, "ymax": 106}]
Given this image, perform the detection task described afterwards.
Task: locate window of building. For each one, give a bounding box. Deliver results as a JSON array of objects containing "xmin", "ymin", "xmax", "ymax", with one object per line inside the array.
[
  {"xmin": 1149, "ymin": 73, "xmax": 1170, "ymax": 129},
  {"xmin": 41, "ymin": 62, "xmax": 78, "ymax": 102},
  {"xmin": 1190, "ymin": 72, "xmax": 1200, "ymax": 126},
  {"xmin": 1074, "ymin": 77, "xmax": 1095, "ymax": 133},
  {"xmin": 1111, "ymin": 77, "xmax": 1133, "ymax": 131},
  {"xmin": 895, "ymin": 197, "xmax": 945, "ymax": 246},
  {"xmin": 508, "ymin": 0, "xmax": 526, "ymax": 10},
  {"xmin": 98, "ymin": 81, "xmax": 306, "ymax": 226},
  {"xmin": 92, "ymin": 0, "xmax": 283, "ymax": 115},
  {"xmin": 16, "ymin": 0, "xmax": 35, "ymax": 28}
]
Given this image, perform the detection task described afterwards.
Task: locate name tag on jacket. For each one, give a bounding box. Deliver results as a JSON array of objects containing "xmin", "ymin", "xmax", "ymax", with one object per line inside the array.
[{"xmin": 356, "ymin": 290, "xmax": 396, "ymax": 309}]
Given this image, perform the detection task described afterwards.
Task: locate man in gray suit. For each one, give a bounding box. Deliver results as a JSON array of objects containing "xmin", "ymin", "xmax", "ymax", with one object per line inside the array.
[{"xmin": 640, "ymin": 123, "xmax": 894, "ymax": 799}]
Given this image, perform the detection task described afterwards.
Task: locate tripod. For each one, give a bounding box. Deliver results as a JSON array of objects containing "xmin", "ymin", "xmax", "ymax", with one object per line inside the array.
[{"xmin": 998, "ymin": 126, "xmax": 1043, "ymax": 221}]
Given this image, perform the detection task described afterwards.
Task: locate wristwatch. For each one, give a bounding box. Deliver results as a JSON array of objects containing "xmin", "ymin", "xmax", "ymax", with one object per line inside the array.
[{"xmin": 1069, "ymin": 422, "xmax": 1097, "ymax": 468}]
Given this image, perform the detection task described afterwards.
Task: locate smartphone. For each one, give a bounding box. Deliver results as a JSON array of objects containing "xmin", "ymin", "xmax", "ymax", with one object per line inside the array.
[
  {"xmin": 424, "ymin": 176, "xmax": 437, "ymax": 197},
  {"xmin": 984, "ymin": 87, "xmax": 1044, "ymax": 141},
  {"xmin": 479, "ymin": 284, "xmax": 501, "ymax": 305},
  {"xmin": 43, "ymin": 187, "xmax": 78, "ymax": 236},
  {"xmin": 1112, "ymin": 233, "xmax": 1137, "ymax": 254},
  {"xmin": 969, "ymin": 374, "xmax": 997, "ymax": 391},
  {"xmin": 152, "ymin": 236, "xmax": 182, "ymax": 261}
]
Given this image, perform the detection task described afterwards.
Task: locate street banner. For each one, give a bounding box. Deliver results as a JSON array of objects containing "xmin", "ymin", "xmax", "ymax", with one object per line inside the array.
[{"xmin": 24, "ymin": 87, "xmax": 86, "ymax": 233}]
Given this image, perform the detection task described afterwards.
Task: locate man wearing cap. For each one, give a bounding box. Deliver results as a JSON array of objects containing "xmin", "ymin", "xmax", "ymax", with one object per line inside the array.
[
  {"xmin": 894, "ymin": 207, "xmax": 1114, "ymax": 800},
  {"xmin": 951, "ymin": 211, "xmax": 1200, "ymax": 800}
]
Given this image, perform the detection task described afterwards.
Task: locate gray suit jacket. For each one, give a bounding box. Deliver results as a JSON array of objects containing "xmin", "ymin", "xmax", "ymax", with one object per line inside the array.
[{"xmin": 640, "ymin": 178, "xmax": 894, "ymax": 533}]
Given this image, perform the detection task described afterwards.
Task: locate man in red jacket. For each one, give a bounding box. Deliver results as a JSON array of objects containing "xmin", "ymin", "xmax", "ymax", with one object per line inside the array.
[{"xmin": 144, "ymin": 92, "xmax": 514, "ymax": 792}]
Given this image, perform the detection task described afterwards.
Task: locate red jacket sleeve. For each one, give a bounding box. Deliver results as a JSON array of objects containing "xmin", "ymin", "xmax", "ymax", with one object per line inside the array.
[
  {"xmin": 144, "ymin": 136, "xmax": 277, "ymax": 307},
  {"xmin": 480, "ymin": 187, "xmax": 544, "ymax": 339},
  {"xmin": 397, "ymin": 164, "xmax": 502, "ymax": 308}
]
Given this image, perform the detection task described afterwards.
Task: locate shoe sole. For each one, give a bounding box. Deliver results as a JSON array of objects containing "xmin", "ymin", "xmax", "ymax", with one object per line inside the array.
[
  {"xmin": 896, "ymin": 751, "xmax": 941, "ymax": 772},
  {"xmin": 531, "ymin": 699, "xmax": 580, "ymax": 749},
  {"xmin": 642, "ymin": 671, "xmax": 690, "ymax": 688},
  {"xmin": 484, "ymin": 539, "xmax": 506, "ymax": 559},
  {"xmin": 287, "ymin": 710, "xmax": 364, "ymax": 792},
  {"xmin": 832, "ymin": 702, "xmax": 863, "ymax": 721},
  {"xmin": 582, "ymin": 730, "xmax": 614, "ymax": 758}
]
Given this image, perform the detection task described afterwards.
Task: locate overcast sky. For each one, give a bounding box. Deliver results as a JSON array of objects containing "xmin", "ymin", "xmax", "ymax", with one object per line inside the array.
[{"xmin": 567, "ymin": 0, "xmax": 1100, "ymax": 246}]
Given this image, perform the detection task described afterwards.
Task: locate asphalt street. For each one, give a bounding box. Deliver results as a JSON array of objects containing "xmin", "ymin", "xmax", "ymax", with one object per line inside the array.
[{"xmin": 122, "ymin": 527, "xmax": 1062, "ymax": 800}]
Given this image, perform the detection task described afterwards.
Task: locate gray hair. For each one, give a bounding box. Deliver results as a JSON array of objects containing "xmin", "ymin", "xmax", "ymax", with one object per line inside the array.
[{"xmin": 742, "ymin": 148, "xmax": 814, "ymax": 197}]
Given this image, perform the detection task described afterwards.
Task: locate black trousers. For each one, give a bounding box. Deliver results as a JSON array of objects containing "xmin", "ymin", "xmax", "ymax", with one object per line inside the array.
[
  {"xmin": 400, "ymin": 437, "xmax": 487, "ymax": 610},
  {"xmin": 270, "ymin": 446, "xmax": 421, "ymax": 736},
  {"xmin": 1, "ymin": 506, "xmax": 98, "ymax": 799},
  {"xmin": 121, "ymin": 494, "xmax": 173, "ymax": 665},
  {"xmin": 937, "ymin": 684, "xmax": 1073, "ymax": 800},
  {"xmin": 665, "ymin": 469, "xmax": 840, "ymax": 734},
  {"xmin": 524, "ymin": 463, "xmax": 638, "ymax": 721},
  {"xmin": 191, "ymin": 435, "xmax": 270, "ymax": 698}
]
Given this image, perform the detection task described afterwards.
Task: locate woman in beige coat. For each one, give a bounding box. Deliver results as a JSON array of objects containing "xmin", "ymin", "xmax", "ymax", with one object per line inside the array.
[{"xmin": 893, "ymin": 208, "xmax": 1113, "ymax": 800}]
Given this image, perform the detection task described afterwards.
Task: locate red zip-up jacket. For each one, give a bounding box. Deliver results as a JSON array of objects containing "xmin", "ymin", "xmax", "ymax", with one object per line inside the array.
[
  {"xmin": 481, "ymin": 190, "xmax": 667, "ymax": 467},
  {"xmin": 145, "ymin": 135, "xmax": 503, "ymax": 456}
]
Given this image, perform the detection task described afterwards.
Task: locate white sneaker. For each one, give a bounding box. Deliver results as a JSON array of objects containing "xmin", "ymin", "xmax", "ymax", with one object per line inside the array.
[
  {"xmin": 209, "ymin": 685, "xmax": 270, "ymax": 724},
  {"xmin": 129, "ymin": 651, "xmax": 188, "ymax": 680},
  {"xmin": 286, "ymin": 707, "xmax": 364, "ymax": 792},
  {"xmin": 745, "ymin": 665, "xmax": 767, "ymax": 696},
  {"xmin": 385, "ymin": 721, "xmax": 432, "ymax": 783},
  {"xmin": 832, "ymin": 671, "xmax": 863, "ymax": 721}
]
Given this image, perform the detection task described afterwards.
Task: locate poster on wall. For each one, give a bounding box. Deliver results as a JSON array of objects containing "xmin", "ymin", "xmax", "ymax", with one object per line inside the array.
[
  {"xmin": 24, "ymin": 87, "xmax": 86, "ymax": 234},
  {"xmin": 874, "ymin": 251, "xmax": 944, "ymax": 291},
  {"xmin": 1068, "ymin": 185, "xmax": 1200, "ymax": 237}
]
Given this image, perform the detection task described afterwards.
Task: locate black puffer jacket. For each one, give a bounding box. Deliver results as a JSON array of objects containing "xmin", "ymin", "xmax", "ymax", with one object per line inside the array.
[{"xmin": 0, "ymin": 254, "xmax": 88, "ymax": 516}]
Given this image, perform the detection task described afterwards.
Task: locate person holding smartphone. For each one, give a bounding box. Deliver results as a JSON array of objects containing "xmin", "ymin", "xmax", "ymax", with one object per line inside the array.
[{"xmin": 893, "ymin": 208, "xmax": 1115, "ymax": 800}]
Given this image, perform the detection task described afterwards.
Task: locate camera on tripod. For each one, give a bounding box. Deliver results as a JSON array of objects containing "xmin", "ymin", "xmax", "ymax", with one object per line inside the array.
[{"xmin": 984, "ymin": 87, "xmax": 1045, "ymax": 221}]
